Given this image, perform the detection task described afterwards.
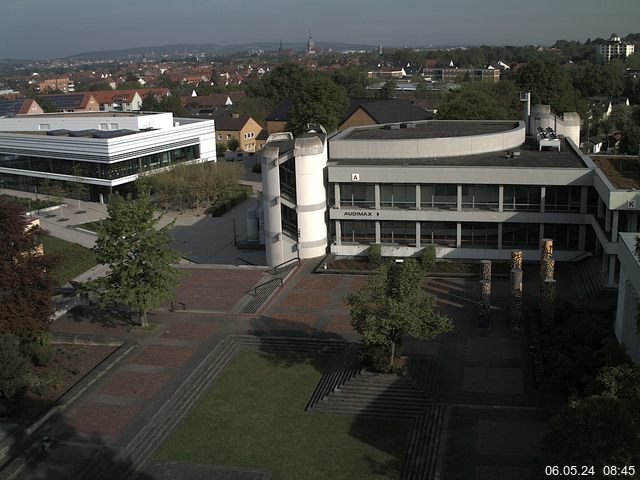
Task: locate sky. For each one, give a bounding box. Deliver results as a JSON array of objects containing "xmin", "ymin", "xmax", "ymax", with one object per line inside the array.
[{"xmin": 1, "ymin": 0, "xmax": 639, "ymax": 59}]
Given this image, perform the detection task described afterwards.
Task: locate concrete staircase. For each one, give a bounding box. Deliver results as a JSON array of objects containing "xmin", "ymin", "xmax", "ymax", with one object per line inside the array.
[
  {"xmin": 400, "ymin": 405, "xmax": 450, "ymax": 480},
  {"xmin": 571, "ymin": 257, "xmax": 617, "ymax": 300},
  {"xmin": 240, "ymin": 261, "xmax": 299, "ymax": 314}
]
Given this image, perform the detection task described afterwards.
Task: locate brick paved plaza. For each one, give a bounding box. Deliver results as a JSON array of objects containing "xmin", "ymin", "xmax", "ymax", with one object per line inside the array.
[{"xmin": 10, "ymin": 260, "xmax": 571, "ymax": 479}]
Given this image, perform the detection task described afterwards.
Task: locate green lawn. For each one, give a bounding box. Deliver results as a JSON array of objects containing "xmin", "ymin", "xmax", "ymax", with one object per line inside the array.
[
  {"xmin": 75, "ymin": 220, "xmax": 105, "ymax": 233},
  {"xmin": 41, "ymin": 235, "xmax": 97, "ymax": 285},
  {"xmin": 1, "ymin": 193, "xmax": 55, "ymax": 212},
  {"xmin": 155, "ymin": 350, "xmax": 409, "ymax": 480}
]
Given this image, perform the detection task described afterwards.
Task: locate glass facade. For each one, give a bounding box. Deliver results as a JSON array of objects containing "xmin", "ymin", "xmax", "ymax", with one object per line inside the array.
[
  {"xmin": 545, "ymin": 186, "xmax": 581, "ymax": 212},
  {"xmin": 0, "ymin": 145, "xmax": 199, "ymax": 181},
  {"xmin": 380, "ymin": 221, "xmax": 416, "ymax": 245},
  {"xmin": 340, "ymin": 183, "xmax": 374, "ymax": 208},
  {"xmin": 502, "ymin": 223, "xmax": 540, "ymax": 249},
  {"xmin": 503, "ymin": 186, "xmax": 541, "ymax": 211},
  {"xmin": 420, "ymin": 222, "xmax": 456, "ymax": 247},
  {"xmin": 543, "ymin": 224, "xmax": 579, "ymax": 250},
  {"xmin": 380, "ymin": 184, "xmax": 416, "ymax": 208},
  {"xmin": 281, "ymin": 204, "xmax": 298, "ymax": 239},
  {"xmin": 461, "ymin": 223, "xmax": 500, "ymax": 248},
  {"xmin": 279, "ymin": 158, "xmax": 296, "ymax": 201},
  {"xmin": 341, "ymin": 220, "xmax": 376, "ymax": 244},
  {"xmin": 461, "ymin": 185, "xmax": 499, "ymax": 210},
  {"xmin": 420, "ymin": 184, "xmax": 457, "ymax": 209}
]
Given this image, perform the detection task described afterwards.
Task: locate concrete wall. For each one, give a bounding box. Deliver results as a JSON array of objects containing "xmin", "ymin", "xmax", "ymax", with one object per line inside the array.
[
  {"xmin": 0, "ymin": 112, "xmax": 175, "ymax": 132},
  {"xmin": 615, "ymin": 233, "xmax": 640, "ymax": 363},
  {"xmin": 330, "ymin": 121, "xmax": 525, "ymax": 159}
]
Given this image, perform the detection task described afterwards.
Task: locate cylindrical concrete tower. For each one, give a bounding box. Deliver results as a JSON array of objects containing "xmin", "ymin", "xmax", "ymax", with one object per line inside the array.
[{"xmin": 261, "ymin": 144, "xmax": 285, "ymax": 266}]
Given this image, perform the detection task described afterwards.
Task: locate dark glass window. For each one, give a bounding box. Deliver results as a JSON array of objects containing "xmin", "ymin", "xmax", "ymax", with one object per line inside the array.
[
  {"xmin": 502, "ymin": 223, "xmax": 540, "ymax": 249},
  {"xmin": 341, "ymin": 220, "xmax": 376, "ymax": 244},
  {"xmin": 503, "ymin": 186, "xmax": 541, "ymax": 211},
  {"xmin": 420, "ymin": 184, "xmax": 457, "ymax": 209},
  {"xmin": 461, "ymin": 185, "xmax": 499, "ymax": 210},
  {"xmin": 545, "ymin": 186, "xmax": 581, "ymax": 212},
  {"xmin": 279, "ymin": 158, "xmax": 296, "ymax": 201},
  {"xmin": 380, "ymin": 221, "xmax": 416, "ymax": 245},
  {"xmin": 380, "ymin": 184, "xmax": 416, "ymax": 209},
  {"xmin": 543, "ymin": 224, "xmax": 579, "ymax": 250},
  {"xmin": 340, "ymin": 183, "xmax": 375, "ymax": 208},
  {"xmin": 281, "ymin": 204, "xmax": 298, "ymax": 239},
  {"xmin": 461, "ymin": 223, "xmax": 499, "ymax": 248},
  {"xmin": 420, "ymin": 222, "xmax": 456, "ymax": 247}
]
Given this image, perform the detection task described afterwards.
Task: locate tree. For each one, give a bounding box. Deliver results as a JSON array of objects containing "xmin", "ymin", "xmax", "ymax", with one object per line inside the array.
[
  {"xmin": 141, "ymin": 92, "xmax": 161, "ymax": 112},
  {"xmin": 0, "ymin": 334, "xmax": 29, "ymax": 414},
  {"xmin": 227, "ymin": 137, "xmax": 240, "ymax": 152},
  {"xmin": 516, "ymin": 58, "xmax": 578, "ymax": 113},
  {"xmin": 286, "ymin": 75, "xmax": 348, "ymax": 134},
  {"xmin": 331, "ymin": 65, "xmax": 369, "ymax": 97},
  {"xmin": 379, "ymin": 79, "xmax": 397, "ymax": 99},
  {"xmin": 0, "ymin": 198, "xmax": 56, "ymax": 340},
  {"xmin": 69, "ymin": 164, "xmax": 89, "ymax": 212},
  {"xmin": 540, "ymin": 364, "xmax": 640, "ymax": 475},
  {"xmin": 344, "ymin": 258, "xmax": 453, "ymax": 370},
  {"xmin": 437, "ymin": 80, "xmax": 521, "ymax": 120},
  {"xmin": 88, "ymin": 192, "xmax": 181, "ymax": 327}
]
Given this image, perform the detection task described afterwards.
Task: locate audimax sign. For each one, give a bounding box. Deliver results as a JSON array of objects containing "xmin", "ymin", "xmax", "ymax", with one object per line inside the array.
[{"xmin": 342, "ymin": 210, "xmax": 380, "ymax": 217}]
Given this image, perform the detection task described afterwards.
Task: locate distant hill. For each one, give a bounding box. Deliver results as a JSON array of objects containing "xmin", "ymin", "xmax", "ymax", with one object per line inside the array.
[{"xmin": 62, "ymin": 41, "xmax": 377, "ymax": 60}]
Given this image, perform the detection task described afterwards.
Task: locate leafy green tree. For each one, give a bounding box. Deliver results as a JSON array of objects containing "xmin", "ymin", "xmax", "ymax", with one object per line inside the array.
[
  {"xmin": 69, "ymin": 164, "xmax": 89, "ymax": 212},
  {"xmin": 159, "ymin": 93, "xmax": 185, "ymax": 116},
  {"xmin": 141, "ymin": 92, "xmax": 161, "ymax": 111},
  {"xmin": 286, "ymin": 75, "xmax": 348, "ymax": 134},
  {"xmin": 227, "ymin": 137, "xmax": 240, "ymax": 152},
  {"xmin": 331, "ymin": 65, "xmax": 369, "ymax": 97},
  {"xmin": 0, "ymin": 198, "xmax": 56, "ymax": 340},
  {"xmin": 379, "ymin": 79, "xmax": 397, "ymax": 99},
  {"xmin": 88, "ymin": 193, "xmax": 181, "ymax": 327},
  {"xmin": 344, "ymin": 258, "xmax": 453, "ymax": 370},
  {"xmin": 516, "ymin": 58, "xmax": 578, "ymax": 113},
  {"xmin": 0, "ymin": 334, "xmax": 29, "ymax": 414},
  {"xmin": 245, "ymin": 63, "xmax": 308, "ymax": 104},
  {"xmin": 437, "ymin": 81, "xmax": 521, "ymax": 120},
  {"xmin": 235, "ymin": 96, "xmax": 274, "ymax": 127}
]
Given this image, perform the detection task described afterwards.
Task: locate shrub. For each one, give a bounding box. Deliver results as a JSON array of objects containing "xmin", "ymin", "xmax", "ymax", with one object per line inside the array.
[
  {"xmin": 368, "ymin": 243, "xmax": 382, "ymax": 268},
  {"xmin": 22, "ymin": 341, "xmax": 54, "ymax": 367},
  {"xmin": 361, "ymin": 343, "xmax": 392, "ymax": 373},
  {"xmin": 0, "ymin": 334, "xmax": 29, "ymax": 414},
  {"xmin": 420, "ymin": 244, "xmax": 436, "ymax": 269}
]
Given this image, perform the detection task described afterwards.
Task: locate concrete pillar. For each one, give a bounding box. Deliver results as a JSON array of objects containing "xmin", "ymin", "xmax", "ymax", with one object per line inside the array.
[
  {"xmin": 335, "ymin": 220, "xmax": 342, "ymax": 246},
  {"xmin": 629, "ymin": 212, "xmax": 638, "ymax": 232},
  {"xmin": 415, "ymin": 222, "xmax": 421, "ymax": 248},
  {"xmin": 614, "ymin": 270, "xmax": 627, "ymax": 339},
  {"xmin": 415, "ymin": 184, "xmax": 421, "ymax": 211},
  {"xmin": 580, "ymin": 186, "xmax": 588, "ymax": 214},
  {"xmin": 540, "ymin": 186, "xmax": 546, "ymax": 213},
  {"xmin": 498, "ymin": 185, "xmax": 504, "ymax": 212},
  {"xmin": 457, "ymin": 184, "xmax": 462, "ymax": 211},
  {"xmin": 374, "ymin": 184, "xmax": 380, "ymax": 210},
  {"xmin": 261, "ymin": 147, "xmax": 284, "ymax": 267},
  {"xmin": 597, "ymin": 197, "xmax": 603, "ymax": 219},
  {"xmin": 605, "ymin": 208, "xmax": 611, "ymax": 232},
  {"xmin": 608, "ymin": 255, "xmax": 617, "ymax": 287},
  {"xmin": 334, "ymin": 184, "xmax": 340, "ymax": 209},
  {"xmin": 539, "ymin": 223, "xmax": 544, "ymax": 246},
  {"xmin": 578, "ymin": 224, "xmax": 586, "ymax": 251},
  {"xmin": 612, "ymin": 211, "xmax": 619, "ymax": 240},
  {"xmin": 375, "ymin": 221, "xmax": 380, "ymax": 244},
  {"xmin": 456, "ymin": 222, "xmax": 462, "ymax": 247},
  {"xmin": 497, "ymin": 223, "xmax": 503, "ymax": 249}
]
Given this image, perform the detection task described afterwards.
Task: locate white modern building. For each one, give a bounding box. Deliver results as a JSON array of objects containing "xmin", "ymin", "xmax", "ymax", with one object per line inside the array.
[
  {"xmin": 0, "ymin": 112, "xmax": 216, "ymax": 201},
  {"xmin": 597, "ymin": 34, "xmax": 635, "ymax": 62},
  {"xmin": 615, "ymin": 233, "xmax": 640, "ymax": 363}
]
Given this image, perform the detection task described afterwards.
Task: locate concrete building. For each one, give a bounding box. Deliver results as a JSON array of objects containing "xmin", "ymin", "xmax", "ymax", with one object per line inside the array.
[
  {"xmin": 0, "ymin": 112, "xmax": 216, "ymax": 201},
  {"xmin": 213, "ymin": 114, "xmax": 262, "ymax": 153},
  {"xmin": 615, "ymin": 233, "xmax": 640, "ymax": 363},
  {"xmin": 597, "ymin": 34, "xmax": 635, "ymax": 62},
  {"xmin": 38, "ymin": 77, "xmax": 74, "ymax": 93}
]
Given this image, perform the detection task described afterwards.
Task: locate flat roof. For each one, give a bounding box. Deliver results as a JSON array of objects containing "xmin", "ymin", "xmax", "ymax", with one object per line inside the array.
[
  {"xmin": 343, "ymin": 121, "xmax": 519, "ymax": 140},
  {"xmin": 593, "ymin": 156, "xmax": 640, "ymax": 189},
  {"xmin": 7, "ymin": 112, "xmax": 163, "ymax": 118},
  {"xmin": 330, "ymin": 138, "xmax": 587, "ymax": 168}
]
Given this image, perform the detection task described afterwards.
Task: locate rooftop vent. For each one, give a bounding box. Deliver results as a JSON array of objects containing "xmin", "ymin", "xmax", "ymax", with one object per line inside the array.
[
  {"xmin": 400, "ymin": 123, "xmax": 416, "ymax": 129},
  {"xmin": 383, "ymin": 124, "xmax": 400, "ymax": 130}
]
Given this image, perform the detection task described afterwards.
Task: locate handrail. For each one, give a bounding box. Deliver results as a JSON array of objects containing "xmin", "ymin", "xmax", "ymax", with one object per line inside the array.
[
  {"xmin": 568, "ymin": 251, "xmax": 592, "ymax": 263},
  {"xmin": 249, "ymin": 277, "xmax": 283, "ymax": 296},
  {"xmin": 268, "ymin": 257, "xmax": 300, "ymax": 275},
  {"xmin": 237, "ymin": 257, "xmax": 256, "ymax": 266}
]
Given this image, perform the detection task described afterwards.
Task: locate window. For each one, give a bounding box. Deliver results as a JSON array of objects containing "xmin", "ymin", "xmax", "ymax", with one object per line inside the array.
[
  {"xmin": 380, "ymin": 184, "xmax": 416, "ymax": 209},
  {"xmin": 380, "ymin": 221, "xmax": 415, "ymax": 245},
  {"xmin": 227, "ymin": 134, "xmax": 232, "ymax": 141},
  {"xmin": 545, "ymin": 186, "xmax": 581, "ymax": 212},
  {"xmin": 543, "ymin": 224, "xmax": 579, "ymax": 250},
  {"xmin": 340, "ymin": 183, "xmax": 374, "ymax": 208},
  {"xmin": 421, "ymin": 184, "xmax": 457, "ymax": 209},
  {"xmin": 341, "ymin": 220, "xmax": 376, "ymax": 244},
  {"xmin": 217, "ymin": 134, "xmax": 222, "ymax": 140},
  {"xmin": 279, "ymin": 158, "xmax": 296, "ymax": 200},
  {"xmin": 281, "ymin": 204, "xmax": 298, "ymax": 239},
  {"xmin": 421, "ymin": 222, "xmax": 456, "ymax": 247},
  {"xmin": 502, "ymin": 223, "xmax": 540, "ymax": 249},
  {"xmin": 461, "ymin": 223, "xmax": 500, "ymax": 248},
  {"xmin": 503, "ymin": 186, "xmax": 541, "ymax": 211},
  {"xmin": 99, "ymin": 123, "xmax": 108, "ymax": 130},
  {"xmin": 462, "ymin": 185, "xmax": 499, "ymax": 210},
  {"xmin": 38, "ymin": 124, "xmax": 50, "ymax": 131},
  {"xmin": 109, "ymin": 123, "xmax": 119, "ymax": 130}
]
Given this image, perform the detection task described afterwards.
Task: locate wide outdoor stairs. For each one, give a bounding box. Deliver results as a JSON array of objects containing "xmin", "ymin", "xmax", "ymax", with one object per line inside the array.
[
  {"xmin": 308, "ymin": 356, "xmax": 440, "ymax": 418},
  {"xmin": 400, "ymin": 405, "xmax": 450, "ymax": 480},
  {"xmin": 572, "ymin": 257, "xmax": 617, "ymax": 300},
  {"xmin": 79, "ymin": 335, "xmax": 344, "ymax": 480},
  {"xmin": 240, "ymin": 260, "xmax": 299, "ymax": 314}
]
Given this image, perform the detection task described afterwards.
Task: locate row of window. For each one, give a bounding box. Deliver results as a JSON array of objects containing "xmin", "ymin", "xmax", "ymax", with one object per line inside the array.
[
  {"xmin": 337, "ymin": 184, "xmax": 595, "ymax": 213},
  {"xmin": 0, "ymin": 145, "xmax": 199, "ymax": 180},
  {"xmin": 339, "ymin": 221, "xmax": 580, "ymax": 250}
]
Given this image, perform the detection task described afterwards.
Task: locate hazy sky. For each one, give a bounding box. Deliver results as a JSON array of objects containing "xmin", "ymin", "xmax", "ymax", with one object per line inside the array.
[{"xmin": 1, "ymin": 0, "xmax": 639, "ymax": 59}]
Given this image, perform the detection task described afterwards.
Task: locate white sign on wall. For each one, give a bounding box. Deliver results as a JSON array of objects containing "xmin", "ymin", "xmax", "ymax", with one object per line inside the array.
[{"xmin": 351, "ymin": 173, "xmax": 360, "ymax": 181}]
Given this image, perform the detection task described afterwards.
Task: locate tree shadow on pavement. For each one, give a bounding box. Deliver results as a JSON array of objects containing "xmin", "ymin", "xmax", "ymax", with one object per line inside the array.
[{"xmin": 68, "ymin": 305, "xmax": 135, "ymax": 329}]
